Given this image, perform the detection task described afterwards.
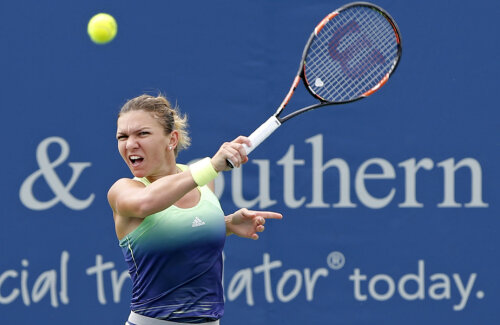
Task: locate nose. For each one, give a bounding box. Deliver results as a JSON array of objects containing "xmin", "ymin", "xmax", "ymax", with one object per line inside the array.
[{"xmin": 125, "ymin": 136, "xmax": 139, "ymax": 150}]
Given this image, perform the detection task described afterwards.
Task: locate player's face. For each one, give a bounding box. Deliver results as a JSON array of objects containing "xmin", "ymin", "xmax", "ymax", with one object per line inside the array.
[{"xmin": 116, "ymin": 110, "xmax": 171, "ymax": 180}]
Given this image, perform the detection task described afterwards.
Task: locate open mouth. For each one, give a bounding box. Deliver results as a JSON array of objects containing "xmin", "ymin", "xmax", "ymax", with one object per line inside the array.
[{"xmin": 129, "ymin": 155, "xmax": 144, "ymax": 166}]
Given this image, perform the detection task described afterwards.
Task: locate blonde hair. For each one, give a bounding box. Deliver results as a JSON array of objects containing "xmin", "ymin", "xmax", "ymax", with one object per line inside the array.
[{"xmin": 119, "ymin": 94, "xmax": 191, "ymax": 156}]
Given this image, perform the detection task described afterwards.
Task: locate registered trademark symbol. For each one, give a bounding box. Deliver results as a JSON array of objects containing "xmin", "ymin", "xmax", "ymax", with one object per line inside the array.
[{"xmin": 326, "ymin": 251, "xmax": 345, "ymax": 270}]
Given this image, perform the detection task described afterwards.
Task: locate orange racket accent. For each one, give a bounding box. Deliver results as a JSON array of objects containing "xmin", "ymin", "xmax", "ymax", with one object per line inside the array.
[
  {"xmin": 388, "ymin": 21, "xmax": 401, "ymax": 44},
  {"xmin": 314, "ymin": 12, "xmax": 339, "ymax": 35},
  {"xmin": 362, "ymin": 73, "xmax": 389, "ymax": 97},
  {"xmin": 278, "ymin": 76, "xmax": 301, "ymax": 110}
]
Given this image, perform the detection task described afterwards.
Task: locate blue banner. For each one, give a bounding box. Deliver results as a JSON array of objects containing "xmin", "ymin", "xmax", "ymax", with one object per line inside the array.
[{"xmin": 0, "ymin": 0, "xmax": 498, "ymax": 324}]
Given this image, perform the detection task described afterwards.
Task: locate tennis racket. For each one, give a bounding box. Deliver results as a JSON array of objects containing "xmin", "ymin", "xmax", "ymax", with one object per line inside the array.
[{"xmin": 227, "ymin": 2, "xmax": 402, "ymax": 168}]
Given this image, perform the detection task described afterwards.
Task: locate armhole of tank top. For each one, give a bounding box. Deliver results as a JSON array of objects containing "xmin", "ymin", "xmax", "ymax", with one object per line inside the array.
[{"xmin": 125, "ymin": 236, "xmax": 139, "ymax": 277}]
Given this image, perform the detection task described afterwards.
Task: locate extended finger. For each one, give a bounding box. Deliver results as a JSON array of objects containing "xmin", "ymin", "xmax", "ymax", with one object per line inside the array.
[
  {"xmin": 240, "ymin": 208, "xmax": 256, "ymax": 218},
  {"xmin": 254, "ymin": 211, "xmax": 283, "ymax": 220}
]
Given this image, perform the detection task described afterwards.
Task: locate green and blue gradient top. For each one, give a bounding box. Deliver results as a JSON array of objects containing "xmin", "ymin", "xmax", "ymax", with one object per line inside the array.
[{"xmin": 119, "ymin": 165, "xmax": 226, "ymax": 322}]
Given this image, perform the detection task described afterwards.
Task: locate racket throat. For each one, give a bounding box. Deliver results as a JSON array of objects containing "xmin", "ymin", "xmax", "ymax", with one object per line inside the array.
[{"xmin": 276, "ymin": 76, "xmax": 301, "ymax": 116}]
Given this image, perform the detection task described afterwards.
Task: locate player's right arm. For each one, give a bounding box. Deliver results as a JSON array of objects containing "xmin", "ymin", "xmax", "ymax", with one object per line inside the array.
[
  {"xmin": 108, "ymin": 174, "xmax": 199, "ymax": 240},
  {"xmin": 107, "ymin": 172, "xmax": 196, "ymax": 219},
  {"xmin": 108, "ymin": 136, "xmax": 252, "ymax": 219}
]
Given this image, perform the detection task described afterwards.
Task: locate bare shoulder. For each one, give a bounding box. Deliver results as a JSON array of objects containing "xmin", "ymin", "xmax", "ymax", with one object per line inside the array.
[
  {"xmin": 107, "ymin": 178, "xmax": 145, "ymax": 207},
  {"xmin": 109, "ymin": 178, "xmax": 144, "ymax": 192},
  {"xmin": 108, "ymin": 178, "xmax": 148, "ymax": 239}
]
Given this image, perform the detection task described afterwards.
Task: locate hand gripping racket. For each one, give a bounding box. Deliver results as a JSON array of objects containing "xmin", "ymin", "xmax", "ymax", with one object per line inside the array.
[{"xmin": 227, "ymin": 2, "xmax": 402, "ymax": 168}]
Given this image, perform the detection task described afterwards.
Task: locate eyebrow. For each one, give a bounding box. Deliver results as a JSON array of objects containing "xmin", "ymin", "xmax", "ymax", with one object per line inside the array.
[{"xmin": 116, "ymin": 126, "xmax": 153, "ymax": 136}]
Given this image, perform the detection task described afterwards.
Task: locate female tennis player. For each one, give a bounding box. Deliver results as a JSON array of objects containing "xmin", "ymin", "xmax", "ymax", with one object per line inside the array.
[{"xmin": 107, "ymin": 94, "xmax": 282, "ymax": 325}]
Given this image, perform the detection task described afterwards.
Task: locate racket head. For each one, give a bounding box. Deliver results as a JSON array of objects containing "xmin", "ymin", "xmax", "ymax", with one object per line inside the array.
[{"xmin": 301, "ymin": 2, "xmax": 402, "ymax": 104}]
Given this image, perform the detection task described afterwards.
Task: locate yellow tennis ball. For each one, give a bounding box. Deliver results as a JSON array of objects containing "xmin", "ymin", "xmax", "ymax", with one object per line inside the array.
[{"xmin": 87, "ymin": 13, "xmax": 117, "ymax": 44}]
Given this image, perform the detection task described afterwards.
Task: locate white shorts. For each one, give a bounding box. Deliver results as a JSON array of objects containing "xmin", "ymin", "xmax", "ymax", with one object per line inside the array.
[{"xmin": 126, "ymin": 311, "xmax": 220, "ymax": 325}]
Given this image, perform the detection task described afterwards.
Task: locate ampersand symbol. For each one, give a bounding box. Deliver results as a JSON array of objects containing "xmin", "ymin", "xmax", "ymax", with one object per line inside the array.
[{"xmin": 19, "ymin": 137, "xmax": 95, "ymax": 210}]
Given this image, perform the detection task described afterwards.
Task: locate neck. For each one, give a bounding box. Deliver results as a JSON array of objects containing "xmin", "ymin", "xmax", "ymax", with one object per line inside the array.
[{"xmin": 146, "ymin": 158, "xmax": 179, "ymax": 183}]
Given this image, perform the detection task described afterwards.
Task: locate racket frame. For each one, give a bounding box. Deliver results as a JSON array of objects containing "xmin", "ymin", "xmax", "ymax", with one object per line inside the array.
[
  {"xmin": 276, "ymin": 1, "xmax": 402, "ymax": 123},
  {"xmin": 227, "ymin": 2, "xmax": 402, "ymax": 167}
]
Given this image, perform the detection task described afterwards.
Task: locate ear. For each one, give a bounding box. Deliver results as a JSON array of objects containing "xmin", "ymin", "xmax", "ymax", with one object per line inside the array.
[{"xmin": 168, "ymin": 130, "xmax": 179, "ymax": 151}]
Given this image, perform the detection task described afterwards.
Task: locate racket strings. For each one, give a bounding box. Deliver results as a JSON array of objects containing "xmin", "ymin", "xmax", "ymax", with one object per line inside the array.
[{"xmin": 305, "ymin": 5, "xmax": 399, "ymax": 102}]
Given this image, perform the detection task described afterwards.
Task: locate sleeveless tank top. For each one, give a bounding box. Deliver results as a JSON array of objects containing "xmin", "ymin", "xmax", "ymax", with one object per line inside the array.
[{"xmin": 119, "ymin": 165, "xmax": 226, "ymax": 322}]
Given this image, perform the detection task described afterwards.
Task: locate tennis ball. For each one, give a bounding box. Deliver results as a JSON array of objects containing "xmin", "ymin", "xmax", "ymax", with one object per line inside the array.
[{"xmin": 87, "ymin": 13, "xmax": 117, "ymax": 44}]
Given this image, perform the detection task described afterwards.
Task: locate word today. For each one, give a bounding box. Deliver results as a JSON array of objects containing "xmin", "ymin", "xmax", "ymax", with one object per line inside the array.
[{"xmin": 349, "ymin": 259, "xmax": 483, "ymax": 311}]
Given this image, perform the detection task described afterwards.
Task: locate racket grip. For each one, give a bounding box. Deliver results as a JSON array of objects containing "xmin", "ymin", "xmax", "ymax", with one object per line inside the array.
[{"xmin": 226, "ymin": 116, "xmax": 281, "ymax": 168}]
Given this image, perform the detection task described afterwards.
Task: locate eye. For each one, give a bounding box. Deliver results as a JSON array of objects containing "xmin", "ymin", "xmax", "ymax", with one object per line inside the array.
[
  {"xmin": 117, "ymin": 135, "xmax": 128, "ymax": 141},
  {"xmin": 139, "ymin": 131, "xmax": 150, "ymax": 136}
]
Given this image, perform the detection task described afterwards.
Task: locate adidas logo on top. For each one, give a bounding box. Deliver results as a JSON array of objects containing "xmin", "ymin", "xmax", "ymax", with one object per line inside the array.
[{"xmin": 192, "ymin": 217, "xmax": 206, "ymax": 228}]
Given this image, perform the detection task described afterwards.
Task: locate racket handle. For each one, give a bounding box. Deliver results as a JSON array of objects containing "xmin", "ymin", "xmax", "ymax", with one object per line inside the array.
[{"xmin": 226, "ymin": 116, "xmax": 281, "ymax": 168}]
